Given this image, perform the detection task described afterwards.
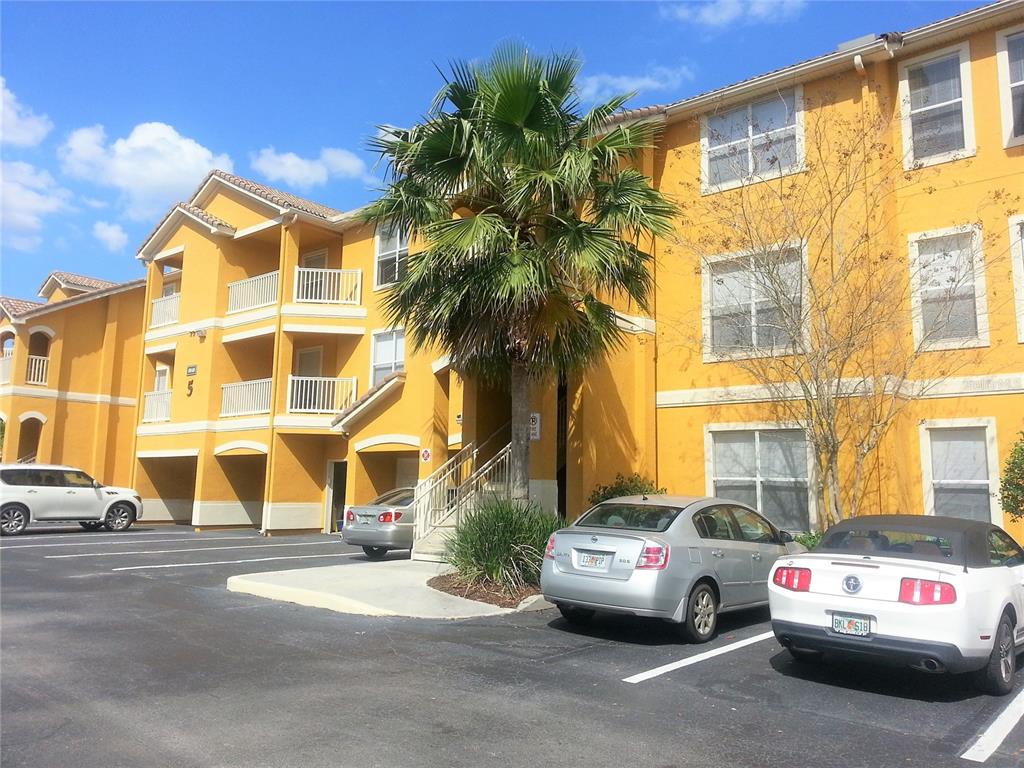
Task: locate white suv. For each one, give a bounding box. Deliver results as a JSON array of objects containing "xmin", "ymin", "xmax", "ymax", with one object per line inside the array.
[{"xmin": 0, "ymin": 464, "xmax": 143, "ymax": 536}]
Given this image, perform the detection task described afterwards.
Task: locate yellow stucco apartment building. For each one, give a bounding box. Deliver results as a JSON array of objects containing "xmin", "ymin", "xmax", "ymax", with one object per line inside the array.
[{"xmin": 2, "ymin": 1, "xmax": 1022, "ymax": 547}]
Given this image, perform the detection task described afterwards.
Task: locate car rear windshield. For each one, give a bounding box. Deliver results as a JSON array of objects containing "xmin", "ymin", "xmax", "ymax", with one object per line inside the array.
[
  {"xmin": 816, "ymin": 527, "xmax": 963, "ymax": 564},
  {"xmin": 576, "ymin": 503, "xmax": 683, "ymax": 533},
  {"xmin": 370, "ymin": 489, "xmax": 414, "ymax": 507}
]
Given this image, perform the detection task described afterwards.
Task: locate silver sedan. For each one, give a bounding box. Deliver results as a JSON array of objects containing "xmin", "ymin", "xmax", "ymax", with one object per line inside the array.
[
  {"xmin": 341, "ymin": 488, "xmax": 416, "ymax": 558},
  {"xmin": 540, "ymin": 495, "xmax": 804, "ymax": 642}
]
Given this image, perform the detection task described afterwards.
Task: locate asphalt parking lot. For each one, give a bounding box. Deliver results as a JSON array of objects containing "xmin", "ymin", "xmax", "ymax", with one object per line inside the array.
[{"xmin": 2, "ymin": 525, "xmax": 1023, "ymax": 768}]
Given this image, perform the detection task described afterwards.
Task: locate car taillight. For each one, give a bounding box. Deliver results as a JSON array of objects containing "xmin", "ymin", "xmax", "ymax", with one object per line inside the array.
[
  {"xmin": 773, "ymin": 566, "xmax": 811, "ymax": 591},
  {"xmin": 544, "ymin": 534, "xmax": 556, "ymax": 560},
  {"xmin": 898, "ymin": 578, "xmax": 956, "ymax": 605},
  {"xmin": 635, "ymin": 542, "xmax": 669, "ymax": 570},
  {"xmin": 345, "ymin": 508, "xmax": 355, "ymax": 523},
  {"xmin": 377, "ymin": 510, "xmax": 400, "ymax": 524}
]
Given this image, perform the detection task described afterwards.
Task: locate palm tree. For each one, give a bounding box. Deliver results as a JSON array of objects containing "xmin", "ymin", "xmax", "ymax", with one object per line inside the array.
[{"xmin": 364, "ymin": 45, "xmax": 678, "ymax": 502}]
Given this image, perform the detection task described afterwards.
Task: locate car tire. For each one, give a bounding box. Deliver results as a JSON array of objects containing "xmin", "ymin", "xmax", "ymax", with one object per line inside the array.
[
  {"xmin": 362, "ymin": 546, "xmax": 388, "ymax": 560},
  {"xmin": 0, "ymin": 504, "xmax": 29, "ymax": 536},
  {"xmin": 679, "ymin": 582, "xmax": 718, "ymax": 643},
  {"xmin": 557, "ymin": 604, "xmax": 596, "ymax": 626},
  {"xmin": 974, "ymin": 612, "xmax": 1017, "ymax": 696},
  {"xmin": 103, "ymin": 503, "xmax": 135, "ymax": 532},
  {"xmin": 79, "ymin": 521, "xmax": 104, "ymax": 531}
]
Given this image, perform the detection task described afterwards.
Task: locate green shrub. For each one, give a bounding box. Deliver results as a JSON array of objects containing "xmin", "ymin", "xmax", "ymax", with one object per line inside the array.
[
  {"xmin": 445, "ymin": 498, "xmax": 562, "ymax": 593},
  {"xmin": 588, "ymin": 473, "xmax": 666, "ymax": 506},
  {"xmin": 1001, "ymin": 432, "xmax": 1024, "ymax": 522},
  {"xmin": 794, "ymin": 531, "xmax": 824, "ymax": 549}
]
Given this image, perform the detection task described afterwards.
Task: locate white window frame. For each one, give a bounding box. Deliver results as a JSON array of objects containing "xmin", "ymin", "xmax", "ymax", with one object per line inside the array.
[
  {"xmin": 373, "ymin": 225, "xmax": 409, "ymax": 291},
  {"xmin": 700, "ymin": 241, "xmax": 808, "ymax": 363},
  {"xmin": 369, "ymin": 327, "xmax": 405, "ymax": 387},
  {"xmin": 153, "ymin": 363, "xmax": 171, "ymax": 392},
  {"xmin": 907, "ymin": 224, "xmax": 989, "ymax": 351},
  {"xmin": 918, "ymin": 417, "xmax": 1000, "ymax": 525},
  {"xmin": 161, "ymin": 273, "xmax": 181, "ymax": 297},
  {"xmin": 295, "ymin": 346, "xmax": 323, "ymax": 378},
  {"xmin": 703, "ymin": 421, "xmax": 818, "ymax": 531},
  {"xmin": 699, "ymin": 85, "xmax": 805, "ymax": 195},
  {"xmin": 1010, "ymin": 214, "xmax": 1024, "ymax": 343},
  {"xmin": 996, "ymin": 24, "xmax": 1024, "ymax": 149},
  {"xmin": 898, "ymin": 41, "xmax": 977, "ymax": 170}
]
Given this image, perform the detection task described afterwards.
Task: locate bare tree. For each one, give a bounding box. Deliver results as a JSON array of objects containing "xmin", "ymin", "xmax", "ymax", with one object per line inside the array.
[{"xmin": 665, "ymin": 92, "xmax": 1018, "ymax": 530}]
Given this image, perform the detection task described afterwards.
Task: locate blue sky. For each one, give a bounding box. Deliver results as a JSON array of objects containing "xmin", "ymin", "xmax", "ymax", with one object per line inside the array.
[{"xmin": 1, "ymin": 0, "xmax": 982, "ymax": 300}]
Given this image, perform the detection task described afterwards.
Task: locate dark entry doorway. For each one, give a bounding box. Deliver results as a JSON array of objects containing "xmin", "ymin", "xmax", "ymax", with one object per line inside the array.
[{"xmin": 328, "ymin": 460, "xmax": 348, "ymax": 532}]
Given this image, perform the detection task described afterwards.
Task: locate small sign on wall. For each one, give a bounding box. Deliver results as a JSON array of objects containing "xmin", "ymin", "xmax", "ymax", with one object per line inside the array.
[
  {"xmin": 186, "ymin": 365, "xmax": 198, "ymax": 376},
  {"xmin": 529, "ymin": 412, "xmax": 541, "ymax": 441},
  {"xmin": 420, "ymin": 448, "xmax": 432, "ymax": 463}
]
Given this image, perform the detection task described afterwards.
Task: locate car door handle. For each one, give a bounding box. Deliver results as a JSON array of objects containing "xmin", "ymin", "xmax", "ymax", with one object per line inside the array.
[
  {"xmin": 752, "ymin": 552, "xmax": 762, "ymax": 561},
  {"xmin": 711, "ymin": 549, "xmax": 725, "ymax": 558},
  {"xmin": 27, "ymin": 489, "xmax": 38, "ymax": 494},
  {"xmin": 66, "ymin": 491, "xmax": 77, "ymax": 495}
]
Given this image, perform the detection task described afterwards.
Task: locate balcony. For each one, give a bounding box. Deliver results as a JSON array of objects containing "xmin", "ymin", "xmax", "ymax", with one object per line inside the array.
[
  {"xmin": 293, "ymin": 268, "xmax": 361, "ymax": 305},
  {"xmin": 1, "ymin": 349, "xmax": 11, "ymax": 385},
  {"xmin": 227, "ymin": 271, "xmax": 279, "ymax": 314},
  {"xmin": 151, "ymin": 294, "xmax": 180, "ymax": 327},
  {"xmin": 220, "ymin": 378, "xmax": 272, "ymax": 417},
  {"xmin": 25, "ymin": 355, "xmax": 49, "ymax": 386},
  {"xmin": 287, "ymin": 375, "xmax": 357, "ymax": 413},
  {"xmin": 143, "ymin": 390, "xmax": 171, "ymax": 422}
]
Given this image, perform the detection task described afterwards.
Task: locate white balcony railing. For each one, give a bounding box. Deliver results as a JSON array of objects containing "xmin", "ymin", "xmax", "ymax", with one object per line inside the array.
[
  {"xmin": 150, "ymin": 293, "xmax": 180, "ymax": 327},
  {"xmin": 0, "ymin": 349, "xmax": 12, "ymax": 385},
  {"xmin": 294, "ymin": 267, "xmax": 362, "ymax": 305},
  {"xmin": 25, "ymin": 355, "xmax": 49, "ymax": 386},
  {"xmin": 220, "ymin": 378, "xmax": 272, "ymax": 417},
  {"xmin": 227, "ymin": 271, "xmax": 279, "ymax": 314},
  {"xmin": 143, "ymin": 390, "xmax": 171, "ymax": 423},
  {"xmin": 287, "ymin": 376, "xmax": 357, "ymax": 414}
]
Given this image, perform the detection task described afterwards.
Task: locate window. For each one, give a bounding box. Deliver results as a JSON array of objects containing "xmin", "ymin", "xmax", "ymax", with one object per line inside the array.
[
  {"xmin": 371, "ymin": 329, "xmax": 405, "ymax": 387},
  {"xmin": 997, "ymin": 27, "xmax": 1024, "ymax": 147},
  {"xmin": 153, "ymin": 365, "xmax": 170, "ymax": 392},
  {"xmin": 730, "ymin": 506, "xmax": 776, "ymax": 543},
  {"xmin": 705, "ymin": 247, "xmax": 802, "ymax": 358},
  {"xmin": 577, "ymin": 503, "xmax": 684, "ymax": 533},
  {"xmin": 0, "ymin": 469, "xmax": 39, "ymax": 486},
  {"xmin": 927, "ymin": 426, "xmax": 993, "ymax": 523},
  {"xmin": 692, "ymin": 506, "xmax": 740, "ymax": 541},
  {"xmin": 702, "ymin": 88, "xmax": 801, "ymax": 192},
  {"xmin": 988, "ymin": 530, "xmax": 1024, "ymax": 567},
  {"xmin": 711, "ymin": 428, "xmax": 809, "ymax": 531},
  {"xmin": 375, "ymin": 225, "xmax": 408, "ymax": 288},
  {"xmin": 61, "ymin": 470, "xmax": 96, "ymax": 488},
  {"xmin": 899, "ymin": 44, "xmax": 975, "ymax": 168},
  {"xmin": 910, "ymin": 228, "xmax": 987, "ymax": 350}
]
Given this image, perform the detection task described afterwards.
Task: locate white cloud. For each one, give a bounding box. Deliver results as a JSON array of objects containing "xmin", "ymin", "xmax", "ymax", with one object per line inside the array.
[
  {"xmin": 92, "ymin": 220, "xmax": 128, "ymax": 252},
  {"xmin": 1, "ymin": 77, "xmax": 53, "ymax": 147},
  {"xmin": 579, "ymin": 65, "xmax": 696, "ymax": 104},
  {"xmin": 1, "ymin": 161, "xmax": 71, "ymax": 251},
  {"xmin": 58, "ymin": 122, "xmax": 233, "ymax": 221},
  {"xmin": 251, "ymin": 146, "xmax": 374, "ymax": 189},
  {"xmin": 661, "ymin": 0, "xmax": 807, "ymax": 28}
]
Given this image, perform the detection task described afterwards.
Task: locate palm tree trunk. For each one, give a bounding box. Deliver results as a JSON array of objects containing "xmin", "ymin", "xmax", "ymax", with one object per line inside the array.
[{"xmin": 509, "ymin": 362, "xmax": 531, "ymax": 501}]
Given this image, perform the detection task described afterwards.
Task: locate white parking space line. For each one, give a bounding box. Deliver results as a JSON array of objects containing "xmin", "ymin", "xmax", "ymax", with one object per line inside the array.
[
  {"xmin": 47, "ymin": 541, "xmax": 343, "ymax": 559},
  {"xmin": 1, "ymin": 535, "xmax": 263, "ymax": 550},
  {"xmin": 2, "ymin": 529, "xmax": 196, "ymax": 543},
  {"xmin": 960, "ymin": 685, "xmax": 1024, "ymax": 763},
  {"xmin": 111, "ymin": 552, "xmax": 362, "ymax": 571},
  {"xmin": 622, "ymin": 631, "xmax": 776, "ymax": 684}
]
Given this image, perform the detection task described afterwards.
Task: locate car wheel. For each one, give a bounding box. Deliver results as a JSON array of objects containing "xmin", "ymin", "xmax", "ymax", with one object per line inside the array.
[
  {"xmin": 557, "ymin": 604, "xmax": 596, "ymax": 626},
  {"xmin": 0, "ymin": 505, "xmax": 29, "ymax": 536},
  {"xmin": 362, "ymin": 546, "xmax": 388, "ymax": 560},
  {"xmin": 679, "ymin": 582, "xmax": 718, "ymax": 643},
  {"xmin": 975, "ymin": 613, "xmax": 1017, "ymax": 696},
  {"xmin": 103, "ymin": 503, "xmax": 135, "ymax": 532},
  {"xmin": 79, "ymin": 521, "xmax": 104, "ymax": 531}
]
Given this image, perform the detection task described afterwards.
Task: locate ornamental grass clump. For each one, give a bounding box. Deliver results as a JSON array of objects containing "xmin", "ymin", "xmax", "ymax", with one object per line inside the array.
[{"xmin": 445, "ymin": 498, "xmax": 562, "ymax": 594}]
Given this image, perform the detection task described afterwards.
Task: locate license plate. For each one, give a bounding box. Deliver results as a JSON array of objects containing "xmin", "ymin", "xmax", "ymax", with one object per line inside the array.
[
  {"xmin": 358, "ymin": 516, "xmax": 374, "ymax": 525},
  {"xmin": 578, "ymin": 552, "xmax": 607, "ymax": 568},
  {"xmin": 832, "ymin": 613, "xmax": 870, "ymax": 636}
]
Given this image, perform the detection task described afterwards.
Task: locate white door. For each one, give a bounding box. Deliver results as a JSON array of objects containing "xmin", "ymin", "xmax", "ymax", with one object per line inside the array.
[
  {"xmin": 301, "ymin": 251, "xmax": 327, "ymax": 269},
  {"xmin": 161, "ymin": 280, "xmax": 180, "ymax": 297},
  {"xmin": 296, "ymin": 348, "xmax": 322, "ymax": 378},
  {"xmin": 154, "ymin": 365, "xmax": 170, "ymax": 392},
  {"xmin": 395, "ymin": 457, "xmax": 418, "ymax": 489}
]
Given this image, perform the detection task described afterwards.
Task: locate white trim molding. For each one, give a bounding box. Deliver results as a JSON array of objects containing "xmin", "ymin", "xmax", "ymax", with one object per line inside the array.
[
  {"xmin": 996, "ymin": 24, "xmax": 1024, "ymax": 150},
  {"xmin": 332, "ymin": 373, "xmax": 405, "ymax": 434},
  {"xmin": 27, "ymin": 325, "xmax": 56, "ymax": 339},
  {"xmin": 136, "ymin": 416, "xmax": 271, "ymax": 436},
  {"xmin": 0, "ymin": 385, "xmax": 136, "ymax": 406},
  {"xmin": 918, "ymin": 417, "xmax": 1001, "ymax": 525},
  {"xmin": 153, "ymin": 244, "xmax": 185, "ymax": 262},
  {"xmin": 447, "ymin": 432, "xmax": 463, "ymax": 448},
  {"xmin": 431, "ymin": 355, "xmax": 451, "ymax": 374},
  {"xmin": 222, "ymin": 325, "xmax": 277, "ymax": 344},
  {"xmin": 213, "ymin": 440, "xmax": 268, "ymax": 456},
  {"xmin": 17, "ymin": 410, "xmax": 47, "ymax": 424},
  {"xmin": 907, "ymin": 223, "xmax": 989, "ymax": 352},
  {"xmin": 144, "ymin": 341, "xmax": 177, "ymax": 356},
  {"xmin": 281, "ymin": 304, "xmax": 368, "ymax": 319},
  {"xmin": 281, "ymin": 323, "xmax": 365, "ymax": 336},
  {"xmin": 614, "ymin": 312, "xmax": 656, "ymax": 335},
  {"xmin": 353, "ymin": 433, "xmax": 420, "ymax": 452},
  {"xmin": 1010, "ymin": 214, "xmax": 1024, "ymax": 344},
  {"xmin": 272, "ymin": 414, "xmax": 336, "ymax": 430},
  {"xmin": 898, "ymin": 41, "xmax": 977, "ymax": 170},
  {"xmin": 136, "ymin": 448, "xmax": 200, "ymax": 459}
]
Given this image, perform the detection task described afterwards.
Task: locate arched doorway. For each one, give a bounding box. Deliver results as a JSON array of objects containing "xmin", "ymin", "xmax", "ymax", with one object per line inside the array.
[
  {"xmin": 26, "ymin": 331, "xmax": 51, "ymax": 386},
  {"xmin": 16, "ymin": 415, "xmax": 44, "ymax": 463},
  {"xmin": 0, "ymin": 332, "xmax": 13, "ymax": 385}
]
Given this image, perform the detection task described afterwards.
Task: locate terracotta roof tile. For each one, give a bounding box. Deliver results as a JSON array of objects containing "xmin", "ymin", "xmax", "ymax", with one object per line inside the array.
[
  {"xmin": 207, "ymin": 169, "xmax": 344, "ymax": 220},
  {"xmin": 0, "ymin": 297, "xmax": 46, "ymax": 318},
  {"xmin": 178, "ymin": 201, "xmax": 233, "ymax": 230},
  {"xmin": 332, "ymin": 371, "xmax": 406, "ymax": 428},
  {"xmin": 43, "ymin": 271, "xmax": 119, "ymax": 294}
]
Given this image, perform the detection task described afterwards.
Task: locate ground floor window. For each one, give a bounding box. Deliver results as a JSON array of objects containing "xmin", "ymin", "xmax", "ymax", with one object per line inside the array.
[
  {"xmin": 710, "ymin": 428, "xmax": 809, "ymax": 532},
  {"xmin": 925, "ymin": 425, "xmax": 994, "ymax": 522}
]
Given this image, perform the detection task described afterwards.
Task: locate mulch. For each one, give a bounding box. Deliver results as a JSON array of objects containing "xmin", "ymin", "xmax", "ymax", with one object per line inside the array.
[{"xmin": 427, "ymin": 573, "xmax": 540, "ymax": 609}]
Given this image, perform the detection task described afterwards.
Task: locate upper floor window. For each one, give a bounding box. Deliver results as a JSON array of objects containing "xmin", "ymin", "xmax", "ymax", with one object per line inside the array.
[
  {"xmin": 703, "ymin": 246, "xmax": 803, "ymax": 360},
  {"xmin": 909, "ymin": 227, "xmax": 989, "ymax": 351},
  {"xmin": 997, "ymin": 26, "xmax": 1024, "ymax": 148},
  {"xmin": 375, "ymin": 225, "xmax": 408, "ymax": 288},
  {"xmin": 899, "ymin": 43, "xmax": 976, "ymax": 168},
  {"xmin": 701, "ymin": 88, "xmax": 802, "ymax": 194},
  {"xmin": 371, "ymin": 328, "xmax": 405, "ymax": 387}
]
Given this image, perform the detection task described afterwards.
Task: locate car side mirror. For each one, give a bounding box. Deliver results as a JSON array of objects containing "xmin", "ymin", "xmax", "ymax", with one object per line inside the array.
[
  {"xmin": 92, "ymin": 480, "xmax": 102, "ymax": 489},
  {"xmin": 778, "ymin": 530, "xmax": 794, "ymax": 544}
]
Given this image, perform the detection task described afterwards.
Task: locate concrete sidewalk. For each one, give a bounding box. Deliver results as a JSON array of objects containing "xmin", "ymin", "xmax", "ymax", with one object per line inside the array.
[{"xmin": 226, "ymin": 558, "xmax": 552, "ymax": 619}]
